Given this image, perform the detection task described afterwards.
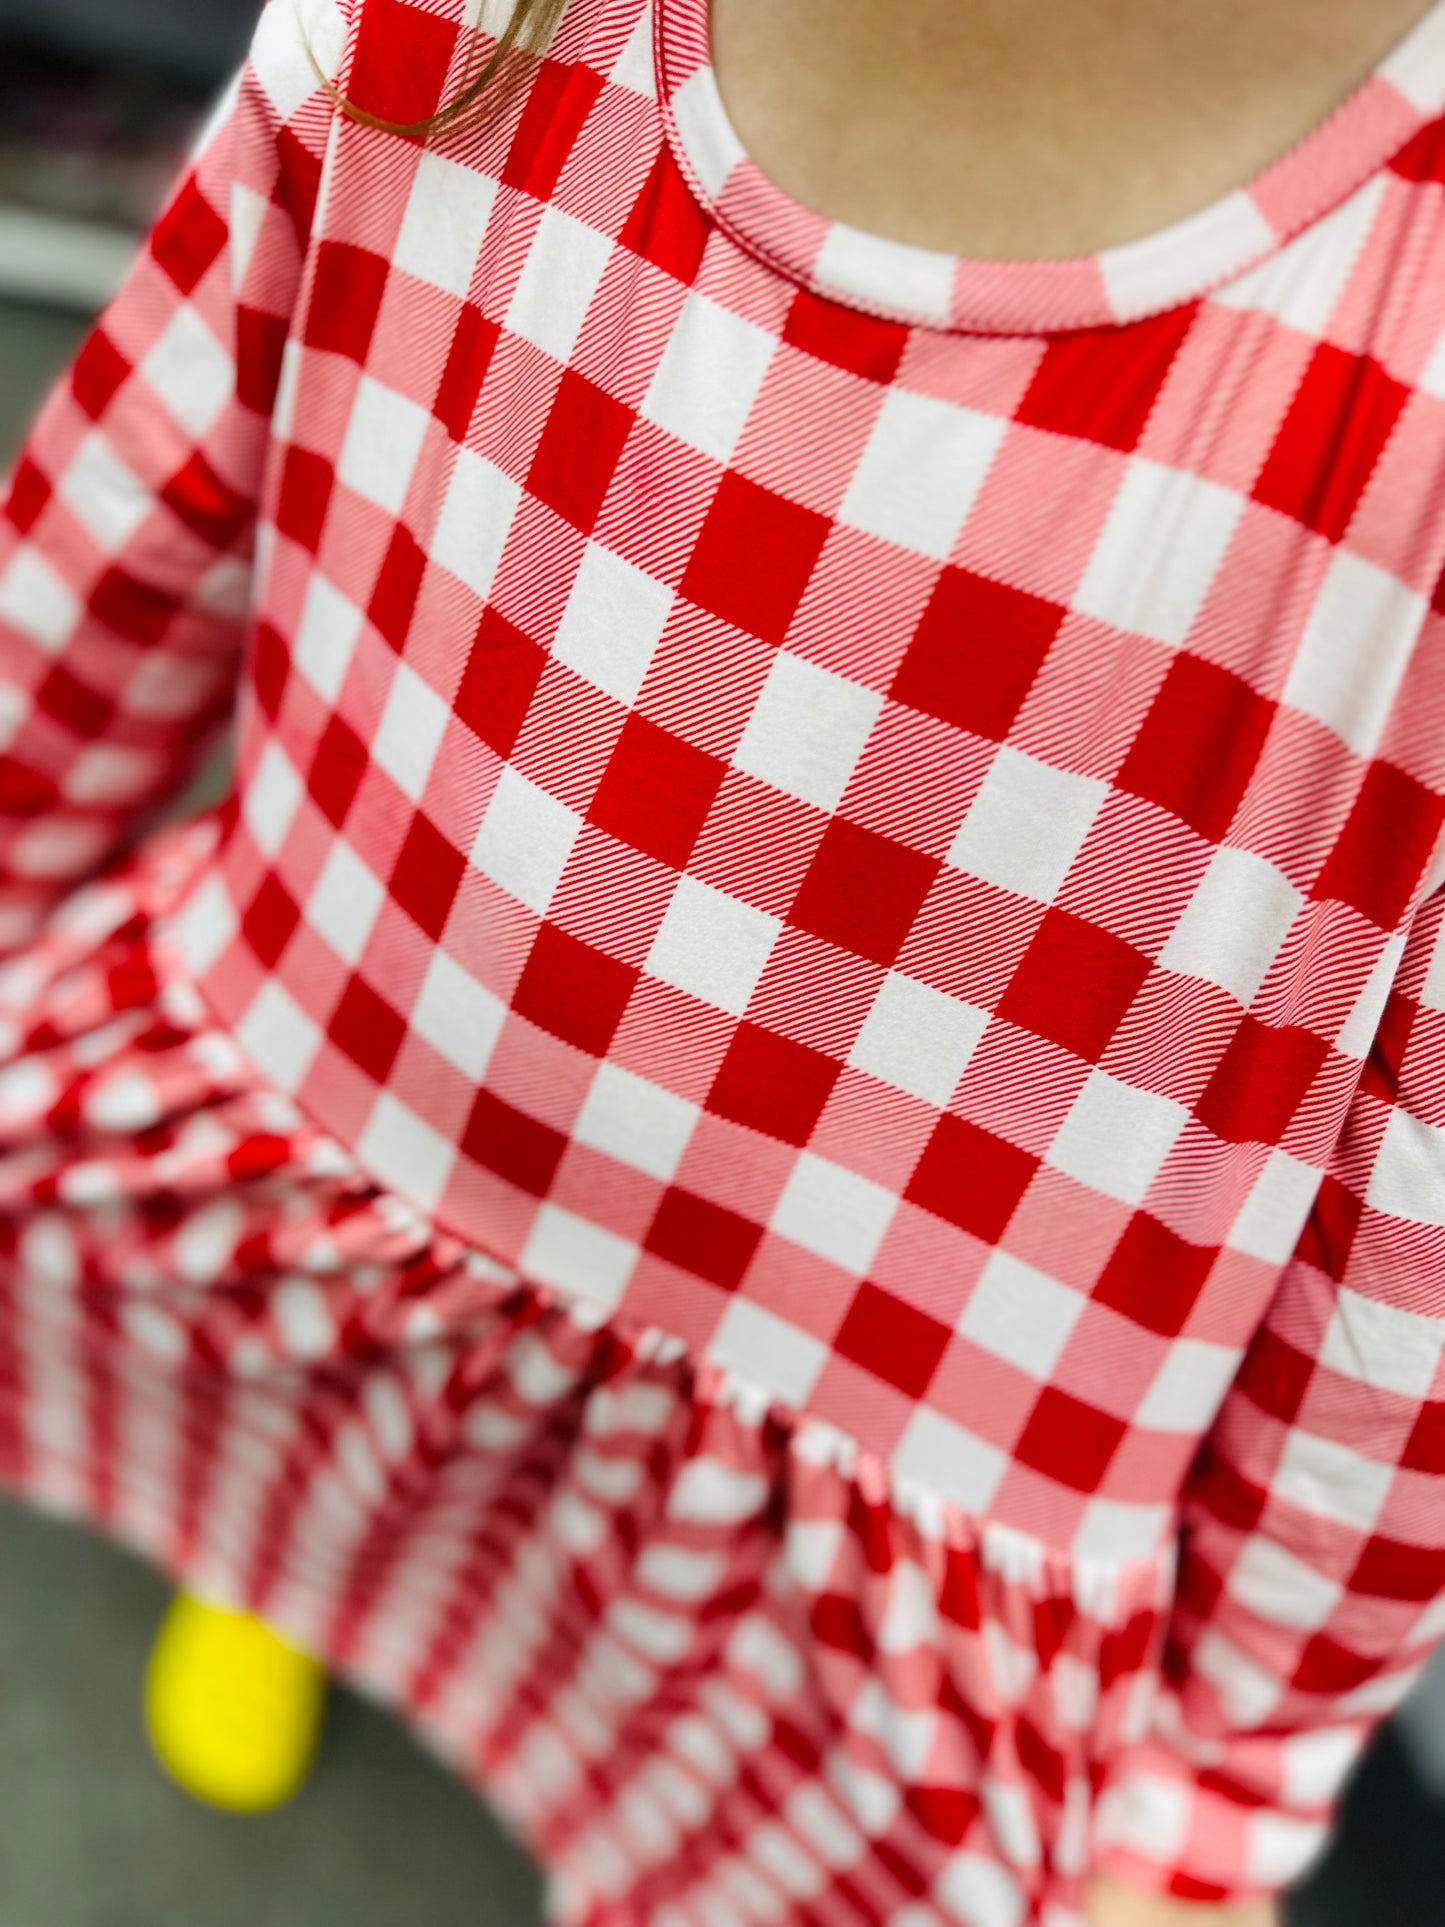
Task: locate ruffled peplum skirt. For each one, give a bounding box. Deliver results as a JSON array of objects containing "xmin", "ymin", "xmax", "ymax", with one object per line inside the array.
[{"xmin": 0, "ymin": 814, "xmax": 1175, "ymax": 1927}]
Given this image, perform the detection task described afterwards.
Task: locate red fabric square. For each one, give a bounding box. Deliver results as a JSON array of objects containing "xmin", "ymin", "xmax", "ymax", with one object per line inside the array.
[
  {"xmin": 890, "ymin": 568, "xmax": 1065, "ymax": 741},
  {"xmin": 789, "ymin": 820, "xmax": 938, "ymax": 967},
  {"xmin": 37, "ymin": 664, "xmax": 110, "ymax": 740},
  {"xmin": 390, "ymin": 813, "xmax": 465, "ymax": 942},
  {"xmin": 368, "ymin": 523, "xmax": 428, "ymax": 652},
  {"xmin": 705, "ymin": 1022, "xmax": 841, "ymax": 1146},
  {"xmin": 70, "ymin": 329, "xmax": 131, "ymax": 421},
  {"xmin": 526, "ymin": 369, "xmax": 634, "ymax": 535},
  {"xmin": 1015, "ymin": 304, "xmax": 1199, "ymax": 453},
  {"xmin": 274, "ymin": 446, "xmax": 335, "ymax": 554},
  {"xmin": 502, "ymin": 58, "xmax": 605, "ymax": 201},
  {"xmin": 1291, "ymin": 1635, "xmax": 1378, "ymax": 1694},
  {"xmin": 1014, "ymin": 1386, "xmax": 1126, "ymax": 1492},
  {"xmin": 681, "ymin": 473, "xmax": 831, "ymax": 646},
  {"xmin": 1195, "ymin": 1015, "xmax": 1329, "ymax": 1146},
  {"xmin": 150, "ymin": 174, "xmax": 228, "ymax": 296},
  {"xmin": 833, "ymin": 1281, "xmax": 950, "ymax": 1399},
  {"xmin": 309, "ymin": 714, "xmax": 369, "ymax": 829},
  {"xmin": 995, "ymin": 909, "xmax": 1151, "ymax": 1065},
  {"xmin": 1234, "ymin": 1326, "xmax": 1315, "ymax": 1426},
  {"xmin": 90, "ymin": 567, "xmax": 172, "ymax": 645},
  {"xmin": 1402, "ymin": 1401, "xmax": 1445, "ymax": 1475},
  {"xmin": 237, "ymin": 307, "xmax": 289, "ymax": 417},
  {"xmin": 330, "ymin": 974, "xmax": 406, "ymax": 1082},
  {"xmin": 588, "ymin": 715, "xmax": 725, "ymax": 869},
  {"xmin": 241, "ymin": 874, "xmax": 301, "ymax": 970},
  {"xmin": 161, "ymin": 451, "xmax": 252, "ymax": 548},
  {"xmin": 512, "ymin": 923, "xmax": 638, "ymax": 1056},
  {"xmin": 1350, "ymin": 1534, "xmax": 1445, "ymax": 1602},
  {"xmin": 1390, "ymin": 119, "xmax": 1445, "ymax": 185},
  {"xmin": 905, "ymin": 1114, "xmax": 1038, "ymax": 1242},
  {"xmin": 348, "ymin": 0, "xmax": 459, "ymax": 131},
  {"xmin": 619, "ymin": 145, "xmax": 711, "ymax": 284},
  {"xmin": 454, "ymin": 607, "xmax": 546, "ymax": 760},
  {"xmin": 6, "ymin": 457, "xmax": 51, "ymax": 536},
  {"xmin": 1093, "ymin": 1212, "xmax": 1216, "ymax": 1337},
  {"xmin": 1116, "ymin": 654, "xmax": 1274, "ymax": 843},
  {"xmin": 644, "ymin": 1186, "xmax": 762, "ymax": 1290},
  {"xmin": 1315, "ymin": 760, "xmax": 1445, "ymax": 933},
  {"xmin": 462, "ymin": 1089, "xmax": 566, "ymax": 1196},
  {"xmin": 1293, "ymin": 1172, "xmax": 1364, "ymax": 1283},
  {"xmin": 252, "ymin": 622, "xmax": 291, "ymax": 723},
  {"xmin": 275, "ymin": 122, "xmax": 324, "ymax": 240},
  {"xmin": 1254, "ymin": 343, "xmax": 1411, "ymax": 544},
  {"xmin": 782, "ymin": 288, "xmax": 909, "ymax": 386},
  {"xmin": 434, "ymin": 306, "xmax": 500, "ymax": 441},
  {"xmin": 305, "ymin": 242, "xmax": 391, "ymax": 364}
]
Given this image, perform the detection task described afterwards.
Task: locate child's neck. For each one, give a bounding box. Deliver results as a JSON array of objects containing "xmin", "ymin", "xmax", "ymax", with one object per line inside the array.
[{"xmin": 709, "ymin": 0, "xmax": 1437, "ymax": 260}]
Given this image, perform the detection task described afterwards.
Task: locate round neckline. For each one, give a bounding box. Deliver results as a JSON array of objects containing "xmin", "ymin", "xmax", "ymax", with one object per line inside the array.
[{"xmin": 652, "ymin": 0, "xmax": 1445, "ymax": 336}]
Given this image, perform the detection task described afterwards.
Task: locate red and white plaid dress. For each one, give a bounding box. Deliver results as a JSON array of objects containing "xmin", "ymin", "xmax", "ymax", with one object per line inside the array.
[{"xmin": 4, "ymin": 0, "xmax": 1445, "ymax": 1917}]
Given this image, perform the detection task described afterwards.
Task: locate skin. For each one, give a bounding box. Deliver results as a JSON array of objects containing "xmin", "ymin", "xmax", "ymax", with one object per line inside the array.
[
  {"xmin": 709, "ymin": 0, "xmax": 1439, "ymax": 259},
  {"xmin": 705, "ymin": 0, "xmax": 1439, "ymax": 1918}
]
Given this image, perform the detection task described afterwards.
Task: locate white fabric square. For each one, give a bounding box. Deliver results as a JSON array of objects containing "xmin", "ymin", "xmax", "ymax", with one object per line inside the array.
[
  {"xmin": 609, "ymin": 6, "xmax": 655, "ymax": 96},
  {"xmin": 306, "ymin": 839, "xmax": 387, "ymax": 965},
  {"xmin": 948, "ymin": 748, "xmax": 1107, "ymax": 903},
  {"xmin": 1048, "ymin": 1069, "xmax": 1190, "ymax": 1207},
  {"xmin": 294, "ymin": 573, "xmax": 364, "ymax": 702},
  {"xmin": 1274, "ymin": 1428, "xmax": 1395, "ymax": 1532},
  {"xmin": 770, "ymin": 1153, "xmax": 896, "ymax": 1272},
  {"xmin": 732, "ymin": 652, "xmax": 882, "ymax": 812},
  {"xmin": 394, "ymin": 149, "xmax": 497, "ymax": 298},
  {"xmin": 552, "ymin": 541, "xmax": 674, "ymax": 707},
  {"xmin": 240, "ymin": 740, "xmax": 305, "ymax": 859},
  {"xmin": 0, "ymin": 545, "xmax": 81, "ymax": 652},
  {"xmin": 710, "ymin": 1298, "xmax": 827, "ymax": 1406},
  {"xmin": 520, "ymin": 1205, "xmax": 637, "ymax": 1314},
  {"xmin": 813, "ymin": 226, "xmax": 957, "ymax": 329},
  {"xmin": 229, "ymin": 181, "xmax": 269, "ymax": 289},
  {"xmin": 410, "ymin": 950, "xmax": 507, "ymax": 1079},
  {"xmin": 839, "ymin": 388, "xmax": 1005, "ymax": 561},
  {"xmin": 1073, "ymin": 1498, "xmax": 1174, "ymax": 1563},
  {"xmin": 336, "ymin": 376, "xmax": 431, "ymax": 516},
  {"xmin": 847, "ymin": 971, "xmax": 986, "ymax": 1107},
  {"xmin": 355, "ymin": 1092, "xmax": 455, "ymax": 1214},
  {"xmin": 1287, "ymin": 550, "xmax": 1427, "ymax": 756},
  {"xmin": 141, "ymin": 305, "xmax": 234, "ymax": 439},
  {"xmin": 1210, "ymin": 177, "xmax": 1387, "ymax": 339},
  {"xmin": 372, "ymin": 662, "xmax": 451, "ymax": 802},
  {"xmin": 1228, "ymin": 1537, "xmax": 1345, "ymax": 1631},
  {"xmin": 573, "ymin": 1062, "xmax": 698, "ymax": 1182},
  {"xmin": 1160, "ymin": 846, "xmax": 1303, "ymax": 1007},
  {"xmin": 645, "ymin": 876, "xmax": 780, "ymax": 1014},
  {"xmin": 1320, "ymin": 1286, "xmax": 1445, "ymax": 1397},
  {"xmin": 1369, "ymin": 1107, "xmax": 1445, "ymax": 1227},
  {"xmin": 641, "ymin": 293, "xmax": 775, "ymax": 465},
  {"xmin": 173, "ymin": 872, "xmax": 240, "ymax": 980},
  {"xmin": 504, "ymin": 205, "xmax": 613, "ymax": 363},
  {"xmin": 253, "ymin": 0, "xmax": 345, "ymax": 118},
  {"xmin": 57, "ymin": 434, "xmax": 152, "ymax": 551},
  {"xmin": 669, "ymin": 68, "xmax": 744, "ymax": 200},
  {"xmin": 1074, "ymin": 459, "xmax": 1244, "ymax": 645},
  {"xmin": 470, "ymin": 764, "xmax": 581, "ymax": 916},
  {"xmin": 958, "ymin": 1254, "xmax": 1085, "ymax": 1378},
  {"xmin": 432, "ymin": 448, "xmax": 520, "ymax": 598},
  {"xmin": 893, "ymin": 1407, "xmax": 1009, "ymax": 1515},
  {"xmin": 1136, "ymin": 1340, "xmax": 1243, "ymax": 1432},
  {"xmin": 1228, "ymin": 1148, "xmax": 1330, "ymax": 1266},
  {"xmin": 234, "ymin": 980, "xmax": 323, "ymax": 1095}
]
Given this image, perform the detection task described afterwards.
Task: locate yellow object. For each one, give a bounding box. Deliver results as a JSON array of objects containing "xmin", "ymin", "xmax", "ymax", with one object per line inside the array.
[{"xmin": 143, "ymin": 1590, "xmax": 328, "ymax": 1813}]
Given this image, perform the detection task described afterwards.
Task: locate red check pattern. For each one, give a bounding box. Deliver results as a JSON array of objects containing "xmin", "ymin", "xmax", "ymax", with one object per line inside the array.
[{"xmin": 4, "ymin": 0, "xmax": 1445, "ymax": 1915}]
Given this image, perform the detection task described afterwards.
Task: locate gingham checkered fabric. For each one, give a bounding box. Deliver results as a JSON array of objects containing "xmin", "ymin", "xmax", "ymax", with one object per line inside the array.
[{"xmin": 3, "ymin": 0, "xmax": 1445, "ymax": 1915}]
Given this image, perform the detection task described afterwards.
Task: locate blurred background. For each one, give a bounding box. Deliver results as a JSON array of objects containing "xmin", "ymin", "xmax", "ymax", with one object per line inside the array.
[{"xmin": 0, "ymin": 3, "xmax": 1442, "ymax": 1922}]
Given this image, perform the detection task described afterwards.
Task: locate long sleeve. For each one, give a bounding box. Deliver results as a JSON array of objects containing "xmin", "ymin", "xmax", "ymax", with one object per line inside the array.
[
  {"xmin": 0, "ymin": 0, "xmax": 345, "ymax": 953},
  {"xmin": 1093, "ymin": 874, "xmax": 1445, "ymax": 1902}
]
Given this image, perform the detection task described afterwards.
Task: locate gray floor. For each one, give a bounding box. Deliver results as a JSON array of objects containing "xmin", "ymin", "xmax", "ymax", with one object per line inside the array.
[{"xmin": 4, "ymin": 299, "xmax": 1445, "ymax": 1923}]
